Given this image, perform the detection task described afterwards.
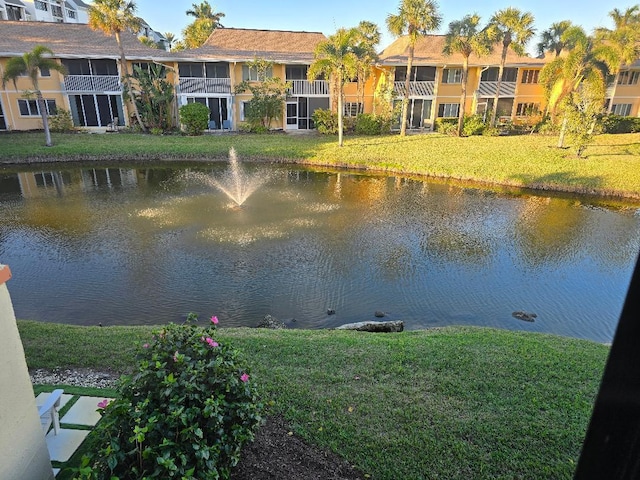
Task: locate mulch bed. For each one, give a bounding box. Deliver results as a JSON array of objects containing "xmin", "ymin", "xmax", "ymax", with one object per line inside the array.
[{"xmin": 231, "ymin": 416, "xmax": 366, "ymax": 480}]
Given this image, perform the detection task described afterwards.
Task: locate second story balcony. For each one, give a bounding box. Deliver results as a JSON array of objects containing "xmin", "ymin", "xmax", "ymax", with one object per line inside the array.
[
  {"xmin": 64, "ymin": 75, "xmax": 121, "ymax": 93},
  {"xmin": 477, "ymin": 81, "xmax": 517, "ymax": 98},
  {"xmin": 393, "ymin": 81, "xmax": 435, "ymax": 97},
  {"xmin": 288, "ymin": 80, "xmax": 329, "ymax": 96},
  {"xmin": 179, "ymin": 78, "xmax": 231, "ymax": 95}
]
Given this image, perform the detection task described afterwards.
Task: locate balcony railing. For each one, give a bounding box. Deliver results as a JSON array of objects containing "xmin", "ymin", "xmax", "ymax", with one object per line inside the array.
[
  {"xmin": 179, "ymin": 77, "xmax": 231, "ymax": 94},
  {"xmin": 288, "ymin": 80, "xmax": 329, "ymax": 96},
  {"xmin": 477, "ymin": 81, "xmax": 516, "ymax": 97},
  {"xmin": 64, "ymin": 75, "xmax": 121, "ymax": 92},
  {"xmin": 393, "ymin": 81, "xmax": 435, "ymax": 97}
]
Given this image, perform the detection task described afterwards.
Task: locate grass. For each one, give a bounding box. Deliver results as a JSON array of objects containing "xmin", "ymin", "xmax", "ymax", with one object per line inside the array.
[
  {"xmin": 0, "ymin": 131, "xmax": 639, "ymax": 198},
  {"xmin": 19, "ymin": 320, "xmax": 609, "ymax": 479}
]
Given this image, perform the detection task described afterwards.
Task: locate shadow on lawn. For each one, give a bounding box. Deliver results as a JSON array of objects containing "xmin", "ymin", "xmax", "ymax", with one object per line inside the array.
[{"xmin": 509, "ymin": 171, "xmax": 604, "ymax": 193}]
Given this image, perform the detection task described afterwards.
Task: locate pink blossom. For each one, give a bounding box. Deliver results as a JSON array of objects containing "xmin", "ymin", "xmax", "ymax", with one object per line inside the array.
[
  {"xmin": 240, "ymin": 373, "xmax": 249, "ymax": 383},
  {"xmin": 211, "ymin": 315, "xmax": 219, "ymax": 325},
  {"xmin": 143, "ymin": 343, "xmax": 150, "ymax": 349},
  {"xmin": 205, "ymin": 337, "xmax": 218, "ymax": 348},
  {"xmin": 97, "ymin": 399, "xmax": 109, "ymax": 409}
]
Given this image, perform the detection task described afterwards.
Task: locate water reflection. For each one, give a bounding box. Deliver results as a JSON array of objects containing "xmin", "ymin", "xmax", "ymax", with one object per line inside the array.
[{"xmin": 0, "ymin": 164, "xmax": 638, "ymax": 343}]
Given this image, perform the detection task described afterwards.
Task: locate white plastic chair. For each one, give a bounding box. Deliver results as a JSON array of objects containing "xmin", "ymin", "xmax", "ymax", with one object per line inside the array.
[{"xmin": 37, "ymin": 389, "xmax": 64, "ymax": 435}]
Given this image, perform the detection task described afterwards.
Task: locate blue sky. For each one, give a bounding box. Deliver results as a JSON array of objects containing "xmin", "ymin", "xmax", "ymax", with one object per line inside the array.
[{"xmin": 132, "ymin": 0, "xmax": 630, "ymax": 53}]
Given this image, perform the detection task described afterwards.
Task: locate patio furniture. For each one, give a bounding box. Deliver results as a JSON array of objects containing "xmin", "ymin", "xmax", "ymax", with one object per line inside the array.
[{"xmin": 37, "ymin": 389, "xmax": 64, "ymax": 435}]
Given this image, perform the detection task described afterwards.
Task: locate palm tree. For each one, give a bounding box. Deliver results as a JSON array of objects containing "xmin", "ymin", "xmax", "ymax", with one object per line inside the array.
[
  {"xmin": 163, "ymin": 32, "xmax": 176, "ymax": 51},
  {"xmin": 539, "ymin": 27, "xmax": 611, "ymax": 147},
  {"xmin": 2, "ymin": 45, "xmax": 67, "ymax": 147},
  {"xmin": 387, "ymin": 0, "xmax": 442, "ymax": 136},
  {"xmin": 308, "ymin": 28, "xmax": 361, "ymax": 147},
  {"xmin": 487, "ymin": 7, "xmax": 536, "ymax": 126},
  {"xmin": 353, "ymin": 21, "xmax": 381, "ymax": 110},
  {"xmin": 595, "ymin": 6, "xmax": 640, "ymax": 113},
  {"xmin": 537, "ymin": 21, "xmax": 574, "ymax": 58},
  {"xmin": 443, "ymin": 14, "xmax": 492, "ymax": 136},
  {"xmin": 88, "ymin": 0, "xmax": 146, "ymax": 131},
  {"xmin": 186, "ymin": 1, "xmax": 225, "ymax": 27}
]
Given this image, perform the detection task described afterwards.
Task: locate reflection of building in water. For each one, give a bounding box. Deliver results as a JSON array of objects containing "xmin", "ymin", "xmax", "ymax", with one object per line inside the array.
[{"xmin": 14, "ymin": 168, "xmax": 138, "ymax": 198}]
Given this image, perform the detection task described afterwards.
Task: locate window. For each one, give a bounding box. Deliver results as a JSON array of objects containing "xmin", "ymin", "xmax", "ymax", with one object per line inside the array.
[
  {"xmin": 67, "ymin": 8, "xmax": 76, "ymax": 19},
  {"xmin": 62, "ymin": 59, "xmax": 91, "ymax": 76},
  {"xmin": 437, "ymin": 103, "xmax": 459, "ymax": 118},
  {"xmin": 51, "ymin": 4, "xmax": 63, "ymax": 17},
  {"xmin": 6, "ymin": 5, "xmax": 23, "ymax": 20},
  {"xmin": 516, "ymin": 102, "xmax": 540, "ymax": 116},
  {"xmin": 286, "ymin": 65, "xmax": 308, "ymax": 80},
  {"xmin": 178, "ymin": 63, "xmax": 204, "ymax": 78},
  {"xmin": 612, "ymin": 104, "xmax": 632, "ymax": 116},
  {"xmin": 442, "ymin": 69, "xmax": 462, "ymax": 84},
  {"xmin": 521, "ymin": 69, "xmax": 539, "ymax": 84},
  {"xmin": 91, "ymin": 59, "xmax": 118, "ymax": 76},
  {"xmin": 394, "ymin": 66, "xmax": 436, "ymax": 82},
  {"xmin": 205, "ymin": 62, "xmax": 229, "ymax": 79},
  {"xmin": 618, "ymin": 71, "xmax": 640, "ymax": 85},
  {"xmin": 481, "ymin": 67, "xmax": 518, "ymax": 82},
  {"xmin": 343, "ymin": 102, "xmax": 363, "ymax": 117},
  {"xmin": 40, "ymin": 66, "xmax": 51, "ymax": 77},
  {"xmin": 242, "ymin": 64, "xmax": 273, "ymax": 81},
  {"xmin": 35, "ymin": 1, "xmax": 48, "ymax": 11},
  {"xmin": 18, "ymin": 99, "xmax": 57, "ymax": 116}
]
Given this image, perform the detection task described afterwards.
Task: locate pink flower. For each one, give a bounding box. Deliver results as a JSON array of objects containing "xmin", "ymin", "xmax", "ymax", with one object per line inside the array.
[
  {"xmin": 211, "ymin": 315, "xmax": 219, "ymax": 325},
  {"xmin": 205, "ymin": 337, "xmax": 218, "ymax": 348},
  {"xmin": 97, "ymin": 399, "xmax": 109, "ymax": 409},
  {"xmin": 143, "ymin": 343, "xmax": 150, "ymax": 349},
  {"xmin": 240, "ymin": 373, "xmax": 249, "ymax": 383}
]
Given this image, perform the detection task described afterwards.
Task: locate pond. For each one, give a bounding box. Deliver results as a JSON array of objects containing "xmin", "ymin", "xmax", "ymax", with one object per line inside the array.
[{"xmin": 0, "ymin": 161, "xmax": 638, "ymax": 343}]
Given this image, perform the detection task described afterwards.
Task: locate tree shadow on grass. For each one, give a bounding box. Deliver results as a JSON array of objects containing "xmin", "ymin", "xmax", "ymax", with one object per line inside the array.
[{"xmin": 509, "ymin": 171, "xmax": 604, "ymax": 194}]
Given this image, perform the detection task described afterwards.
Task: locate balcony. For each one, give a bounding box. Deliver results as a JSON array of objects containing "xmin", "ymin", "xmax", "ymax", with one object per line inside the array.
[
  {"xmin": 288, "ymin": 80, "xmax": 329, "ymax": 96},
  {"xmin": 477, "ymin": 81, "xmax": 516, "ymax": 97},
  {"xmin": 393, "ymin": 81, "xmax": 435, "ymax": 97},
  {"xmin": 179, "ymin": 77, "xmax": 231, "ymax": 94},
  {"xmin": 64, "ymin": 75, "xmax": 121, "ymax": 92}
]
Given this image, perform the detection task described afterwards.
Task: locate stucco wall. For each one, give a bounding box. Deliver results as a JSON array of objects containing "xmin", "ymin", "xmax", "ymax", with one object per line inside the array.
[{"xmin": 0, "ymin": 265, "xmax": 54, "ymax": 480}]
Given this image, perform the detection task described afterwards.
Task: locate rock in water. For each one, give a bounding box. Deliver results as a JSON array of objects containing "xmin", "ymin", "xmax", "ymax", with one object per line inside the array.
[
  {"xmin": 256, "ymin": 315, "xmax": 287, "ymax": 329},
  {"xmin": 512, "ymin": 311, "xmax": 537, "ymax": 322}
]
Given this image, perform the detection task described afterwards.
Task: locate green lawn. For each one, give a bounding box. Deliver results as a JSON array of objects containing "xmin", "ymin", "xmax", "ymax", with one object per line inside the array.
[
  {"xmin": 19, "ymin": 320, "xmax": 609, "ymax": 479},
  {"xmin": 1, "ymin": 131, "xmax": 639, "ymax": 198}
]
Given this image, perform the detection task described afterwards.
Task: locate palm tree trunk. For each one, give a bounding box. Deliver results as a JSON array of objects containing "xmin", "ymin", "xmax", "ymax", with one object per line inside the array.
[
  {"xmin": 490, "ymin": 44, "xmax": 508, "ymax": 127},
  {"xmin": 606, "ymin": 69, "xmax": 620, "ymax": 114},
  {"xmin": 338, "ymin": 71, "xmax": 344, "ymax": 147},
  {"xmin": 116, "ymin": 32, "xmax": 146, "ymax": 132},
  {"xmin": 558, "ymin": 116, "xmax": 568, "ymax": 148},
  {"xmin": 400, "ymin": 44, "xmax": 414, "ymax": 137},
  {"xmin": 37, "ymin": 92, "xmax": 53, "ymax": 147},
  {"xmin": 457, "ymin": 57, "xmax": 469, "ymax": 137}
]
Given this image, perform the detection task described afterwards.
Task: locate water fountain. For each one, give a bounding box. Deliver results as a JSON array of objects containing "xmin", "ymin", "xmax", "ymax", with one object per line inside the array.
[{"xmin": 209, "ymin": 147, "xmax": 267, "ymax": 206}]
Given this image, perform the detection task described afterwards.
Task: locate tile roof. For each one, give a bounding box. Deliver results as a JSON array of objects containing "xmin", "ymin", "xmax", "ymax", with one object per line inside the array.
[
  {"xmin": 380, "ymin": 35, "xmax": 547, "ymax": 67},
  {"xmin": 0, "ymin": 21, "xmax": 174, "ymax": 60},
  {"xmin": 183, "ymin": 27, "xmax": 327, "ymax": 63}
]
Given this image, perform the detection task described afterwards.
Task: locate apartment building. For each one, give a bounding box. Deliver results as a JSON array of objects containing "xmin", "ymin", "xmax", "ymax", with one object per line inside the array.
[{"xmin": 0, "ymin": 0, "xmax": 88, "ymax": 23}]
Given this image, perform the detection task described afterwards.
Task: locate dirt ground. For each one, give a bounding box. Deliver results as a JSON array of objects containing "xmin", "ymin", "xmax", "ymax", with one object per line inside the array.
[{"xmin": 231, "ymin": 416, "xmax": 366, "ymax": 480}]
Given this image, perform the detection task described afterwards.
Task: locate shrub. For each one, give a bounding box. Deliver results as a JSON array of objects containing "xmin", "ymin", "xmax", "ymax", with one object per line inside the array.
[
  {"xmin": 354, "ymin": 113, "xmax": 392, "ymax": 135},
  {"xmin": 461, "ymin": 114, "xmax": 486, "ymax": 136},
  {"xmin": 48, "ymin": 108, "xmax": 75, "ymax": 133},
  {"xmin": 434, "ymin": 118, "xmax": 458, "ymax": 135},
  {"xmin": 179, "ymin": 103, "xmax": 210, "ymax": 136},
  {"xmin": 601, "ymin": 114, "xmax": 640, "ymax": 134},
  {"xmin": 312, "ymin": 108, "xmax": 339, "ymax": 135},
  {"xmin": 79, "ymin": 314, "xmax": 263, "ymax": 479}
]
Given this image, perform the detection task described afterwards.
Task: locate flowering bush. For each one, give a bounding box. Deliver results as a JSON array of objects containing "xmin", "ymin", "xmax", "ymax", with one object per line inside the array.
[{"xmin": 78, "ymin": 314, "xmax": 263, "ymax": 479}]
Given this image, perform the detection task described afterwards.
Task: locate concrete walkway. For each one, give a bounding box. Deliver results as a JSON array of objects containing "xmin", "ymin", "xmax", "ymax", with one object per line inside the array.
[{"xmin": 36, "ymin": 392, "xmax": 114, "ymax": 477}]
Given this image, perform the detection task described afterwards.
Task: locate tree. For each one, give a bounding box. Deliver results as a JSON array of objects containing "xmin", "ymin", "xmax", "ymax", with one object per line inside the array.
[
  {"xmin": 138, "ymin": 36, "xmax": 161, "ymax": 48},
  {"xmin": 164, "ymin": 32, "xmax": 176, "ymax": 51},
  {"xmin": 2, "ymin": 45, "xmax": 67, "ymax": 147},
  {"xmin": 443, "ymin": 14, "xmax": 492, "ymax": 136},
  {"xmin": 387, "ymin": 0, "xmax": 442, "ymax": 136},
  {"xmin": 234, "ymin": 59, "xmax": 290, "ymax": 131},
  {"xmin": 308, "ymin": 28, "xmax": 362, "ymax": 147},
  {"xmin": 595, "ymin": 6, "xmax": 640, "ymax": 113},
  {"xmin": 183, "ymin": 1, "xmax": 225, "ymax": 49},
  {"xmin": 537, "ymin": 21, "xmax": 574, "ymax": 58},
  {"xmin": 88, "ymin": 0, "xmax": 146, "ymax": 131},
  {"xmin": 129, "ymin": 64, "xmax": 175, "ymax": 131},
  {"xmin": 487, "ymin": 7, "xmax": 535, "ymax": 126},
  {"xmin": 539, "ymin": 27, "xmax": 611, "ymax": 147},
  {"xmin": 353, "ymin": 21, "xmax": 381, "ymax": 110}
]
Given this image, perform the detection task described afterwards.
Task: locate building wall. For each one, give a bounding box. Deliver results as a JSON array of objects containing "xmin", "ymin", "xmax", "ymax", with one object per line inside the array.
[{"xmin": 0, "ymin": 265, "xmax": 54, "ymax": 480}]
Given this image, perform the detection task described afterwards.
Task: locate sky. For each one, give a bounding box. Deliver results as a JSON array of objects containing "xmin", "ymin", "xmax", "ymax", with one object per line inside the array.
[{"xmin": 128, "ymin": 0, "xmax": 630, "ymax": 54}]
